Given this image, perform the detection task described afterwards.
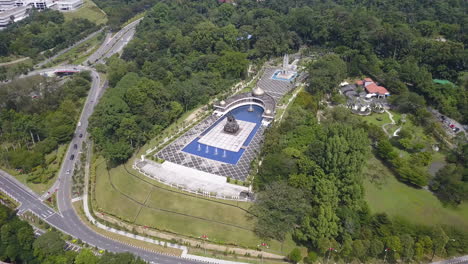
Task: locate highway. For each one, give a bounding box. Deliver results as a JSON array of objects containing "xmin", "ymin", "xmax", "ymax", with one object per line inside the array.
[
  {"xmin": 85, "ymin": 18, "xmax": 141, "ymax": 65},
  {"xmin": 0, "ymin": 18, "xmax": 202, "ymax": 264},
  {"xmin": 36, "ymin": 28, "xmax": 105, "ymax": 68},
  {"xmin": 0, "ymin": 170, "xmax": 198, "ymax": 264},
  {"xmin": 40, "ymin": 65, "xmax": 102, "ymax": 202}
]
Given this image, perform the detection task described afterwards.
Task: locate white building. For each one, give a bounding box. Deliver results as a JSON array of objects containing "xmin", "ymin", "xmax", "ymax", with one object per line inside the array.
[
  {"xmin": 0, "ymin": 0, "xmax": 16, "ymax": 11},
  {"xmin": 0, "ymin": 5, "xmax": 29, "ymax": 29},
  {"xmin": 56, "ymin": 0, "xmax": 82, "ymax": 11},
  {"xmin": 0, "ymin": 0, "xmax": 82, "ymax": 29},
  {"xmin": 15, "ymin": 0, "xmax": 56, "ymax": 10}
]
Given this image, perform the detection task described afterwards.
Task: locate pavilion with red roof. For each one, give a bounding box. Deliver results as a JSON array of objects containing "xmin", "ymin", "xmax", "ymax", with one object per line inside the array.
[{"xmin": 355, "ymin": 78, "xmax": 390, "ymax": 98}]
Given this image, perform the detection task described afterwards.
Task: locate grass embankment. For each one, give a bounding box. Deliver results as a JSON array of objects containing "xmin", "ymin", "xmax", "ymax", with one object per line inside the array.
[
  {"xmin": 363, "ymin": 155, "xmax": 468, "ymax": 232},
  {"xmin": 64, "ymin": 0, "xmax": 107, "ymax": 25},
  {"xmin": 121, "ymin": 11, "xmax": 146, "ymax": 27},
  {"xmin": 4, "ymin": 144, "xmax": 67, "ymax": 195},
  {"xmin": 72, "ymin": 201, "xmax": 182, "ymax": 255},
  {"xmin": 92, "ymin": 157, "xmax": 296, "ymax": 254}
]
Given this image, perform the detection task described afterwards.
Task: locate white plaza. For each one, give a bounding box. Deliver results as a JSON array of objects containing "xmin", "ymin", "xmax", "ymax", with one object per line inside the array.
[{"xmin": 198, "ymin": 119, "xmax": 256, "ymax": 152}]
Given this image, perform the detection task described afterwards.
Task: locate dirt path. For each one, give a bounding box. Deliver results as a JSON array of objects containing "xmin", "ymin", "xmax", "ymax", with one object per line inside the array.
[{"xmin": 0, "ymin": 57, "xmax": 30, "ymax": 67}]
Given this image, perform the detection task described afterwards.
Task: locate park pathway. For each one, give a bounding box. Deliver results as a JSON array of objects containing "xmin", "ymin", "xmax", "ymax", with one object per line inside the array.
[{"xmin": 382, "ymin": 109, "xmax": 401, "ymax": 138}]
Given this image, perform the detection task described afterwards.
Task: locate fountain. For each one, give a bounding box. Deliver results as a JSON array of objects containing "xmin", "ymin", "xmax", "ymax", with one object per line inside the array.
[
  {"xmin": 272, "ymin": 54, "xmax": 297, "ymax": 81},
  {"xmin": 197, "ymin": 144, "xmax": 201, "ymax": 151},
  {"xmin": 205, "ymin": 145, "xmax": 209, "ymax": 153},
  {"xmin": 214, "ymin": 148, "xmax": 218, "ymax": 155},
  {"xmin": 222, "ymin": 150, "xmax": 227, "ymax": 158}
]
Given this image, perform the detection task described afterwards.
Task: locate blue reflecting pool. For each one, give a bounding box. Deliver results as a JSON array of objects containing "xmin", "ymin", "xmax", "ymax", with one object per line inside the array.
[
  {"xmin": 271, "ymin": 70, "xmax": 297, "ymax": 81},
  {"xmin": 182, "ymin": 105, "xmax": 264, "ymax": 164}
]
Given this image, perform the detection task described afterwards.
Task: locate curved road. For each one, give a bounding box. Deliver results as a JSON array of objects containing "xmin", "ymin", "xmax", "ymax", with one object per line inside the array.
[{"xmin": 0, "ymin": 19, "xmax": 201, "ymax": 264}]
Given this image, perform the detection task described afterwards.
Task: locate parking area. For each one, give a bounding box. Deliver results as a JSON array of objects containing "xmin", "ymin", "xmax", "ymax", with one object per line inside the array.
[{"xmin": 430, "ymin": 108, "xmax": 467, "ymax": 138}]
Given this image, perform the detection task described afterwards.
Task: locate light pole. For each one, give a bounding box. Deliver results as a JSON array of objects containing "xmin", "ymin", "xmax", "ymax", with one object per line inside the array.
[
  {"xmin": 258, "ymin": 242, "xmax": 269, "ymax": 264},
  {"xmin": 200, "ymin": 234, "xmax": 208, "ymax": 255},
  {"xmin": 326, "ymin": 247, "xmax": 337, "ymax": 264}
]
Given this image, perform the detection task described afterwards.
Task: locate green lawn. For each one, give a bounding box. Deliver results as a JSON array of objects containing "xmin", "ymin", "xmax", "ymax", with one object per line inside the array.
[
  {"xmin": 93, "ymin": 158, "xmax": 142, "ymax": 222},
  {"xmin": 92, "ymin": 157, "xmax": 297, "ymax": 253},
  {"xmin": 360, "ymin": 112, "xmax": 391, "ymax": 127},
  {"xmin": 363, "ymin": 155, "xmax": 468, "ymax": 232},
  {"xmin": 64, "ymin": 0, "xmax": 107, "ymax": 25}
]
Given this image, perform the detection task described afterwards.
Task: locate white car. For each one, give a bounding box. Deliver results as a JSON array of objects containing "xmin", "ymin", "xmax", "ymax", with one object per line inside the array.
[{"xmin": 66, "ymin": 170, "xmax": 71, "ymax": 175}]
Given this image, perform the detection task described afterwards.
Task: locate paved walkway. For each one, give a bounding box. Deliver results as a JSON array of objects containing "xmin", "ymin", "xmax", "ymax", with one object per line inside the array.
[
  {"xmin": 136, "ymin": 160, "xmax": 248, "ymax": 199},
  {"xmin": 431, "ymin": 255, "xmax": 468, "ymax": 264},
  {"xmin": 382, "ymin": 109, "xmax": 399, "ymax": 138}
]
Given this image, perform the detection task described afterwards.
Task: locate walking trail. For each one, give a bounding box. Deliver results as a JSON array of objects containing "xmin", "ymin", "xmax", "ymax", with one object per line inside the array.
[{"xmin": 382, "ymin": 109, "xmax": 401, "ymax": 138}]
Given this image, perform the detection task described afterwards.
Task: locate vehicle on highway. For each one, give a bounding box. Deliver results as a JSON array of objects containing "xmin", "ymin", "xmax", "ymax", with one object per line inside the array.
[
  {"xmin": 74, "ymin": 144, "xmax": 78, "ymax": 149},
  {"xmin": 70, "ymin": 155, "xmax": 75, "ymax": 160},
  {"xmin": 66, "ymin": 170, "xmax": 71, "ymax": 174},
  {"xmin": 79, "ymin": 133, "xmax": 83, "ymax": 138},
  {"xmin": 78, "ymin": 122, "xmax": 81, "ymax": 127}
]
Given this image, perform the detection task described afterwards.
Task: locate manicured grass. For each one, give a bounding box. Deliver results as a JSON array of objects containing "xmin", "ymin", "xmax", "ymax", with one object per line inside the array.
[
  {"xmin": 92, "ymin": 157, "xmax": 297, "ymax": 254},
  {"xmin": 360, "ymin": 112, "xmax": 391, "ymax": 127},
  {"xmin": 64, "ymin": 0, "xmax": 107, "ymax": 25},
  {"xmin": 93, "ymin": 158, "xmax": 142, "ymax": 222},
  {"xmin": 363, "ymin": 155, "xmax": 468, "ymax": 232},
  {"xmin": 73, "ymin": 201, "xmax": 183, "ymax": 255}
]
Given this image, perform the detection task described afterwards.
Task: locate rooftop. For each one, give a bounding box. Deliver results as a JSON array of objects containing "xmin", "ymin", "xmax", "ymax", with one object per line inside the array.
[
  {"xmin": 0, "ymin": 5, "xmax": 28, "ymax": 19},
  {"xmin": 365, "ymin": 83, "xmax": 389, "ymax": 95},
  {"xmin": 433, "ymin": 79, "xmax": 455, "ymax": 87}
]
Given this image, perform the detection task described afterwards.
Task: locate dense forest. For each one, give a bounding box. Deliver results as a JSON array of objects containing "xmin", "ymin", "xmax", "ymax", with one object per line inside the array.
[
  {"xmin": 0, "ymin": 73, "xmax": 91, "ymax": 183},
  {"xmin": 0, "ymin": 204, "xmax": 146, "ymax": 264},
  {"xmin": 252, "ymin": 92, "xmax": 468, "ymax": 263},
  {"xmin": 0, "ymin": 10, "xmax": 98, "ymax": 58},
  {"xmin": 91, "ymin": 0, "xmax": 467, "ymax": 164}
]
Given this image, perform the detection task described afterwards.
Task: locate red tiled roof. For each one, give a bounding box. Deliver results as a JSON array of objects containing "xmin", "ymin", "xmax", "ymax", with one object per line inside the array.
[
  {"xmin": 365, "ymin": 83, "xmax": 389, "ymax": 95},
  {"xmin": 356, "ymin": 80, "xmax": 364, "ymax": 86},
  {"xmin": 364, "ymin": 77, "xmax": 373, "ymax": 82}
]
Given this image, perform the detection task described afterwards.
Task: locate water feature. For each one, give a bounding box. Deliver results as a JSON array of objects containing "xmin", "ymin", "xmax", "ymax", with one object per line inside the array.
[
  {"xmin": 182, "ymin": 105, "xmax": 264, "ymax": 164},
  {"xmin": 271, "ymin": 69, "xmax": 297, "ymax": 81}
]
